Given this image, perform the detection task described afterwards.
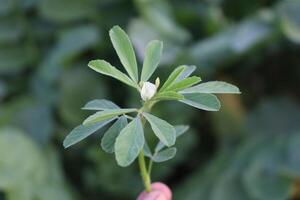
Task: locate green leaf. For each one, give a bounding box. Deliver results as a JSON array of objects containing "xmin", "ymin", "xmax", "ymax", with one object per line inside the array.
[
  {"xmin": 88, "ymin": 59, "xmax": 138, "ymax": 88},
  {"xmin": 160, "ymin": 66, "xmax": 186, "ymax": 91},
  {"xmin": 63, "ymin": 118, "xmax": 115, "ymax": 148},
  {"xmin": 115, "ymin": 117, "xmax": 145, "ymax": 167},
  {"xmin": 83, "ymin": 108, "xmax": 137, "ymax": 125},
  {"xmin": 141, "ymin": 40, "xmax": 163, "ymax": 82},
  {"xmin": 109, "ymin": 26, "xmax": 138, "ymax": 82},
  {"xmin": 166, "ymin": 76, "xmax": 201, "ymax": 91},
  {"xmin": 82, "ymin": 99, "xmax": 119, "ymax": 110},
  {"xmin": 181, "ymin": 81, "xmax": 241, "ymax": 94},
  {"xmin": 180, "ymin": 93, "xmax": 221, "ymax": 111},
  {"xmin": 153, "ymin": 91, "xmax": 184, "ymax": 101},
  {"xmin": 101, "ymin": 116, "xmax": 127, "ymax": 153},
  {"xmin": 143, "ymin": 142, "xmax": 152, "ymax": 158},
  {"xmin": 152, "ymin": 147, "xmax": 177, "ymax": 163},
  {"xmin": 143, "ymin": 112, "xmax": 176, "ymax": 147},
  {"xmin": 155, "ymin": 125, "xmax": 189, "ymax": 152},
  {"xmin": 175, "ymin": 65, "xmax": 196, "ymax": 82}
]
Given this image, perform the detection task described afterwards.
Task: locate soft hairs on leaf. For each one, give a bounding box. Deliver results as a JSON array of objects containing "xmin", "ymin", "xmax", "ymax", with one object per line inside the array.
[
  {"xmin": 114, "ymin": 116, "xmax": 145, "ymax": 167},
  {"xmin": 88, "ymin": 59, "xmax": 138, "ymax": 88},
  {"xmin": 141, "ymin": 40, "xmax": 163, "ymax": 82},
  {"xmin": 109, "ymin": 26, "xmax": 138, "ymax": 82}
]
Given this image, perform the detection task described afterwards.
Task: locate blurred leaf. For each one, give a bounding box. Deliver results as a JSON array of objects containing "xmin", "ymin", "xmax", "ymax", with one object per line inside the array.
[
  {"xmin": 38, "ymin": 0, "xmax": 94, "ymax": 22},
  {"xmin": 0, "ymin": 0, "xmax": 14, "ymax": 16},
  {"xmin": 278, "ymin": 0, "xmax": 300, "ymax": 44},
  {"xmin": 152, "ymin": 147, "xmax": 177, "ymax": 163},
  {"xmin": 63, "ymin": 118, "xmax": 116, "ymax": 148},
  {"xmin": 141, "ymin": 40, "xmax": 163, "ymax": 82},
  {"xmin": 101, "ymin": 116, "xmax": 128, "ymax": 153},
  {"xmin": 246, "ymin": 97, "xmax": 300, "ymax": 135},
  {"xmin": 0, "ymin": 127, "xmax": 74, "ymax": 200},
  {"xmin": 109, "ymin": 26, "xmax": 138, "ymax": 82},
  {"xmin": 143, "ymin": 112, "xmax": 176, "ymax": 147},
  {"xmin": 283, "ymin": 133, "xmax": 300, "ymax": 177},
  {"xmin": 181, "ymin": 81, "xmax": 240, "ymax": 94},
  {"xmin": 180, "ymin": 93, "xmax": 221, "ymax": 111},
  {"xmin": 115, "ymin": 117, "xmax": 145, "ymax": 167},
  {"xmin": 175, "ymin": 65, "xmax": 196, "ymax": 82},
  {"xmin": 0, "ymin": 97, "xmax": 54, "ymax": 144},
  {"xmin": 82, "ymin": 99, "xmax": 120, "ymax": 110},
  {"xmin": 0, "ymin": 18, "xmax": 24, "ymax": 44},
  {"xmin": 83, "ymin": 108, "xmax": 136, "ymax": 125},
  {"xmin": 88, "ymin": 60, "xmax": 138, "ymax": 88},
  {"xmin": 59, "ymin": 68, "xmax": 108, "ymax": 125},
  {"xmin": 0, "ymin": 44, "xmax": 35, "ymax": 74},
  {"xmin": 243, "ymin": 138, "xmax": 292, "ymax": 200}
]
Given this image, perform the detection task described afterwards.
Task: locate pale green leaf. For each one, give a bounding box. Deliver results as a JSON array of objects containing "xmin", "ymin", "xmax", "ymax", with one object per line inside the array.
[
  {"xmin": 153, "ymin": 91, "xmax": 184, "ymax": 101},
  {"xmin": 166, "ymin": 76, "xmax": 201, "ymax": 91},
  {"xmin": 82, "ymin": 99, "xmax": 119, "ymax": 110},
  {"xmin": 143, "ymin": 142, "xmax": 152, "ymax": 158},
  {"xmin": 160, "ymin": 66, "xmax": 186, "ymax": 91},
  {"xmin": 180, "ymin": 93, "xmax": 221, "ymax": 111},
  {"xmin": 83, "ymin": 108, "xmax": 137, "ymax": 125},
  {"xmin": 143, "ymin": 112, "xmax": 176, "ymax": 147},
  {"xmin": 141, "ymin": 40, "xmax": 163, "ymax": 82},
  {"xmin": 152, "ymin": 147, "xmax": 177, "ymax": 163},
  {"xmin": 109, "ymin": 25, "xmax": 138, "ymax": 82},
  {"xmin": 101, "ymin": 116, "xmax": 127, "ymax": 153},
  {"xmin": 88, "ymin": 59, "xmax": 138, "ymax": 88},
  {"xmin": 175, "ymin": 65, "xmax": 196, "ymax": 82},
  {"xmin": 115, "ymin": 117, "xmax": 144, "ymax": 167},
  {"xmin": 181, "ymin": 81, "xmax": 241, "ymax": 94},
  {"xmin": 63, "ymin": 118, "xmax": 115, "ymax": 148}
]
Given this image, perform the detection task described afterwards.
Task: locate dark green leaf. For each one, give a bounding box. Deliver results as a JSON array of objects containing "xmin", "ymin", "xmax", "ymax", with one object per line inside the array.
[
  {"xmin": 115, "ymin": 117, "xmax": 144, "ymax": 167},
  {"xmin": 180, "ymin": 93, "xmax": 221, "ymax": 111},
  {"xmin": 101, "ymin": 116, "xmax": 128, "ymax": 153}
]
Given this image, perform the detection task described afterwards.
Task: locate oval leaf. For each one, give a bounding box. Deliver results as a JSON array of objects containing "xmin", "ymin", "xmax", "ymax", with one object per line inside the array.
[
  {"xmin": 63, "ymin": 118, "xmax": 115, "ymax": 148},
  {"xmin": 82, "ymin": 99, "xmax": 120, "ymax": 110},
  {"xmin": 83, "ymin": 108, "xmax": 137, "ymax": 125},
  {"xmin": 143, "ymin": 112, "xmax": 176, "ymax": 147},
  {"xmin": 181, "ymin": 81, "xmax": 241, "ymax": 94},
  {"xmin": 101, "ymin": 116, "xmax": 128, "ymax": 153},
  {"xmin": 180, "ymin": 93, "xmax": 221, "ymax": 111},
  {"xmin": 160, "ymin": 65, "xmax": 186, "ymax": 92},
  {"xmin": 153, "ymin": 147, "xmax": 177, "ymax": 163},
  {"xmin": 115, "ymin": 117, "xmax": 145, "ymax": 167},
  {"xmin": 88, "ymin": 59, "xmax": 138, "ymax": 88},
  {"xmin": 153, "ymin": 91, "xmax": 184, "ymax": 101},
  {"xmin": 141, "ymin": 40, "xmax": 163, "ymax": 82},
  {"xmin": 166, "ymin": 76, "xmax": 201, "ymax": 91},
  {"xmin": 109, "ymin": 26, "xmax": 138, "ymax": 82}
]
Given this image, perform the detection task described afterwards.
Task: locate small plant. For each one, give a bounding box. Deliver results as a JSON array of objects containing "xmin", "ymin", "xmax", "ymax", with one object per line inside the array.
[{"xmin": 63, "ymin": 26, "xmax": 240, "ymax": 192}]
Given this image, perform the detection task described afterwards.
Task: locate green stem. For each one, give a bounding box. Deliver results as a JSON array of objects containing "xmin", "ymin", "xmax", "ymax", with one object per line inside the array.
[
  {"xmin": 138, "ymin": 150, "xmax": 151, "ymax": 192},
  {"xmin": 148, "ymin": 159, "xmax": 153, "ymax": 176}
]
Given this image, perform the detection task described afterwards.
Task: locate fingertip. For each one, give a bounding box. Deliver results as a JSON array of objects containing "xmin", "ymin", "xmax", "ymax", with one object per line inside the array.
[{"xmin": 151, "ymin": 182, "xmax": 172, "ymax": 200}]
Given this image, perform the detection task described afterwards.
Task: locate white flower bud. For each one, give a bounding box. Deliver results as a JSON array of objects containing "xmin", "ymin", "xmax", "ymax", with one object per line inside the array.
[{"xmin": 140, "ymin": 82, "xmax": 157, "ymax": 101}]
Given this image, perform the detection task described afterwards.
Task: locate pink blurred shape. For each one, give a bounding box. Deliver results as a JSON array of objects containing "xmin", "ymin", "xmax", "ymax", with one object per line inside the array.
[{"xmin": 137, "ymin": 182, "xmax": 172, "ymax": 200}]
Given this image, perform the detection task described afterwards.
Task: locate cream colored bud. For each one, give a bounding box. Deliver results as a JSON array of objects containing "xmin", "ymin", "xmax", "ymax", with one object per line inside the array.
[
  {"xmin": 155, "ymin": 77, "xmax": 160, "ymax": 88},
  {"xmin": 140, "ymin": 82, "xmax": 157, "ymax": 101}
]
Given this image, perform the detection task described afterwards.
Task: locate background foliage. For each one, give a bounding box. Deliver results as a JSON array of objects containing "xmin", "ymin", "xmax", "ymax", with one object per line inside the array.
[{"xmin": 0, "ymin": 0, "xmax": 299, "ymax": 199}]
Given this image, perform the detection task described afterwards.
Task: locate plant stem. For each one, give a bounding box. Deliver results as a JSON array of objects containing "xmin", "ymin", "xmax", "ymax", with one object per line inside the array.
[{"xmin": 138, "ymin": 150, "xmax": 151, "ymax": 192}]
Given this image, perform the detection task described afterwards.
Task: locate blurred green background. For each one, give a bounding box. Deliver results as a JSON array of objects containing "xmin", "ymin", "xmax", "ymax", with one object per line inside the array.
[{"xmin": 0, "ymin": 0, "xmax": 299, "ymax": 199}]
